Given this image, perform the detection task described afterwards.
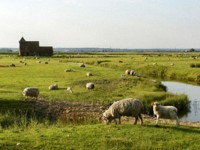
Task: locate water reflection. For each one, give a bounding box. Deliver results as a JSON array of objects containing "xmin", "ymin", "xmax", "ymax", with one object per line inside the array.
[
  {"xmin": 192, "ymin": 100, "xmax": 200, "ymax": 117},
  {"xmin": 162, "ymin": 81, "xmax": 200, "ymax": 122}
]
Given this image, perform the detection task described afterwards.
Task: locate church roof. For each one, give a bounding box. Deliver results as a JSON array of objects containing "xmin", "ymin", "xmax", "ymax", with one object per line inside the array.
[{"xmin": 19, "ymin": 37, "xmax": 26, "ymax": 43}]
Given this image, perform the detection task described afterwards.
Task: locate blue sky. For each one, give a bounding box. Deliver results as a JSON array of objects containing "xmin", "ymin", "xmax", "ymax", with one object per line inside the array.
[{"xmin": 0, "ymin": 0, "xmax": 200, "ymax": 48}]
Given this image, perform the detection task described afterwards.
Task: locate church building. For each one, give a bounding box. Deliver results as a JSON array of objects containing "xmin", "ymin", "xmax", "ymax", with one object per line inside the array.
[{"xmin": 19, "ymin": 37, "xmax": 53, "ymax": 56}]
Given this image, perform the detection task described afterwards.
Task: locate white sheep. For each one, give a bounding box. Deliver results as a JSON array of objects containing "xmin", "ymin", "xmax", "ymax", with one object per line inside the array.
[
  {"xmin": 125, "ymin": 70, "xmax": 130, "ymax": 75},
  {"xmin": 153, "ymin": 63, "xmax": 157, "ymax": 66},
  {"xmin": 103, "ymin": 98, "xmax": 143, "ymax": 125},
  {"xmin": 86, "ymin": 83, "xmax": 95, "ymax": 90},
  {"xmin": 65, "ymin": 69, "xmax": 72, "ymax": 72},
  {"xmin": 9, "ymin": 64, "xmax": 16, "ymax": 67},
  {"xmin": 79, "ymin": 63, "xmax": 85, "ymax": 67},
  {"xmin": 49, "ymin": 84, "xmax": 58, "ymax": 90},
  {"xmin": 130, "ymin": 70, "xmax": 136, "ymax": 76},
  {"xmin": 67, "ymin": 87, "xmax": 73, "ymax": 93},
  {"xmin": 86, "ymin": 72, "xmax": 92, "ymax": 77},
  {"xmin": 153, "ymin": 102, "xmax": 179, "ymax": 126},
  {"xmin": 22, "ymin": 87, "xmax": 39, "ymax": 98}
]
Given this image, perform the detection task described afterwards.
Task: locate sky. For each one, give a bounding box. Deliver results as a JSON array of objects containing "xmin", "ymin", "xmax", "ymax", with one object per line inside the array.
[{"xmin": 0, "ymin": 0, "xmax": 200, "ymax": 48}]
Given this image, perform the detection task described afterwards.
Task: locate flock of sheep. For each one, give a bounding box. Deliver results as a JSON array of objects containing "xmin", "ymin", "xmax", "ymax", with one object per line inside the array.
[
  {"xmin": 22, "ymin": 87, "xmax": 179, "ymax": 126},
  {"xmin": 21, "ymin": 61, "xmax": 179, "ymax": 126},
  {"xmin": 22, "ymin": 61, "xmax": 95, "ymax": 97}
]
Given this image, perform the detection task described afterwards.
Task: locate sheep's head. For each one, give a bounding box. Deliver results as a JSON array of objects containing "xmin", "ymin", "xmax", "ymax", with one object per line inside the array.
[
  {"xmin": 153, "ymin": 102, "xmax": 160, "ymax": 107},
  {"xmin": 153, "ymin": 102, "xmax": 160, "ymax": 113},
  {"xmin": 102, "ymin": 111, "xmax": 112, "ymax": 125}
]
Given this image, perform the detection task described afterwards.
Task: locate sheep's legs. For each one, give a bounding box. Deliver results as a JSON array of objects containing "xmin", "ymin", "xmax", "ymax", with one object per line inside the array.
[
  {"xmin": 118, "ymin": 117, "xmax": 121, "ymax": 124},
  {"xmin": 113, "ymin": 119, "xmax": 117, "ymax": 125},
  {"xmin": 139, "ymin": 113, "xmax": 143, "ymax": 125},
  {"xmin": 156, "ymin": 115, "xmax": 159, "ymax": 126},
  {"xmin": 134, "ymin": 114, "xmax": 143, "ymax": 125},
  {"xmin": 173, "ymin": 116, "xmax": 179, "ymax": 126},
  {"xmin": 134, "ymin": 117, "xmax": 138, "ymax": 125},
  {"xmin": 113, "ymin": 118, "xmax": 121, "ymax": 125},
  {"xmin": 170, "ymin": 113, "xmax": 180, "ymax": 126}
]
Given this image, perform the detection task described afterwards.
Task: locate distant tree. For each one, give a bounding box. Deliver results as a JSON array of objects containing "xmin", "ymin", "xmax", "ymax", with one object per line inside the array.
[{"xmin": 188, "ymin": 48, "xmax": 195, "ymax": 52}]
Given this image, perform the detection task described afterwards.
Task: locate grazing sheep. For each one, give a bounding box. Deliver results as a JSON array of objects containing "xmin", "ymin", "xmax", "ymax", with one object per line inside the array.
[
  {"xmin": 103, "ymin": 98, "xmax": 143, "ymax": 125},
  {"xmin": 125, "ymin": 70, "xmax": 130, "ymax": 75},
  {"xmin": 9, "ymin": 64, "xmax": 15, "ymax": 67},
  {"xmin": 86, "ymin": 83, "xmax": 95, "ymax": 90},
  {"xmin": 86, "ymin": 72, "xmax": 92, "ymax": 76},
  {"xmin": 129, "ymin": 70, "xmax": 136, "ymax": 76},
  {"xmin": 67, "ymin": 87, "xmax": 73, "ymax": 93},
  {"xmin": 79, "ymin": 63, "xmax": 85, "ymax": 67},
  {"xmin": 44, "ymin": 61, "xmax": 48, "ymax": 64},
  {"xmin": 22, "ymin": 87, "xmax": 39, "ymax": 98},
  {"xmin": 153, "ymin": 102, "xmax": 179, "ymax": 126},
  {"xmin": 49, "ymin": 84, "xmax": 58, "ymax": 90},
  {"xmin": 65, "ymin": 69, "xmax": 72, "ymax": 72},
  {"xmin": 153, "ymin": 63, "xmax": 157, "ymax": 66}
]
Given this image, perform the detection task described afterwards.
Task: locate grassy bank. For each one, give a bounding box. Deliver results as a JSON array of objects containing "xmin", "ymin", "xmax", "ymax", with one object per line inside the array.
[{"xmin": 0, "ymin": 123, "xmax": 200, "ymax": 150}]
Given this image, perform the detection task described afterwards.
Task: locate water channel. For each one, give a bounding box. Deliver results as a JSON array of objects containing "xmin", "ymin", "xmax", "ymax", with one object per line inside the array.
[{"xmin": 162, "ymin": 81, "xmax": 200, "ymax": 122}]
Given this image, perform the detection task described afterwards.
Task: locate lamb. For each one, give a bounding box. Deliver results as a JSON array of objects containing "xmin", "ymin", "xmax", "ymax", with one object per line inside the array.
[
  {"xmin": 102, "ymin": 98, "xmax": 143, "ymax": 125},
  {"xmin": 22, "ymin": 87, "xmax": 39, "ymax": 98},
  {"xmin": 153, "ymin": 102, "xmax": 179, "ymax": 126},
  {"xmin": 86, "ymin": 83, "xmax": 95, "ymax": 90}
]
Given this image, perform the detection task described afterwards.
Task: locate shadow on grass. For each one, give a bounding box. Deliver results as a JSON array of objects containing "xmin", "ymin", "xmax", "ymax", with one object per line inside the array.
[
  {"xmin": 0, "ymin": 99, "xmax": 49, "ymax": 128},
  {"xmin": 145, "ymin": 123, "xmax": 200, "ymax": 134},
  {"xmin": 0, "ymin": 98, "xmax": 105, "ymax": 128}
]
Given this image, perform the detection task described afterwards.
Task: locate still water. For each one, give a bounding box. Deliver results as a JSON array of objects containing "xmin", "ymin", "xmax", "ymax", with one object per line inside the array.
[{"xmin": 162, "ymin": 81, "xmax": 200, "ymax": 122}]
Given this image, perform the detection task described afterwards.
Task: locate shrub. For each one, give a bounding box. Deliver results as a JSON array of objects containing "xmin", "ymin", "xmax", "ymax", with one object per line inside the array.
[
  {"xmin": 161, "ymin": 94, "xmax": 189, "ymax": 112},
  {"xmin": 190, "ymin": 63, "xmax": 195, "ymax": 68},
  {"xmin": 195, "ymin": 63, "xmax": 200, "ymax": 68},
  {"xmin": 190, "ymin": 63, "xmax": 200, "ymax": 68},
  {"xmin": 170, "ymin": 73, "xmax": 177, "ymax": 79}
]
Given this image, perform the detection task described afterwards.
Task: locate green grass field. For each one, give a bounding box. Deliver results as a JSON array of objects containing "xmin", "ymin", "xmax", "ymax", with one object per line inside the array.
[
  {"xmin": 0, "ymin": 52, "xmax": 199, "ymax": 149},
  {"xmin": 0, "ymin": 123, "xmax": 200, "ymax": 150}
]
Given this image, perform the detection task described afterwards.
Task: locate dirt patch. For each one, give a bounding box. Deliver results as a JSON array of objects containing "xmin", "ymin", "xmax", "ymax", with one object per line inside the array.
[
  {"xmin": 27, "ymin": 99, "xmax": 200, "ymax": 127},
  {"xmin": 28, "ymin": 99, "xmax": 108, "ymax": 123},
  {"xmin": 142, "ymin": 115, "xmax": 200, "ymax": 127}
]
